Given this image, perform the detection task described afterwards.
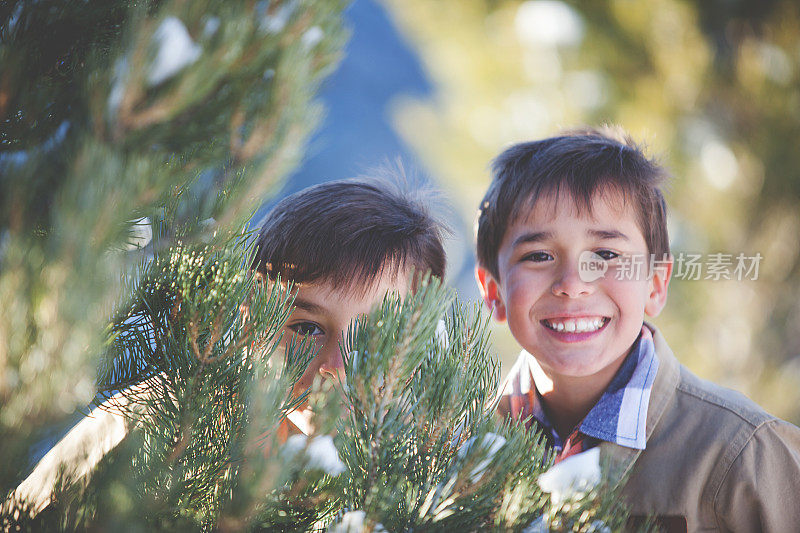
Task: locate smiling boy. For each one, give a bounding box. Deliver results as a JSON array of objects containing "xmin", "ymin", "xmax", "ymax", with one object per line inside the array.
[{"xmin": 475, "ymin": 127, "xmax": 800, "ymax": 530}]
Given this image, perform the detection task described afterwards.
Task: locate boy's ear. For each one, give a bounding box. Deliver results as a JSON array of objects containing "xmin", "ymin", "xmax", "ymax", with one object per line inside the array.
[
  {"xmin": 475, "ymin": 266, "xmax": 507, "ymax": 322},
  {"xmin": 644, "ymin": 255, "xmax": 673, "ymax": 317}
]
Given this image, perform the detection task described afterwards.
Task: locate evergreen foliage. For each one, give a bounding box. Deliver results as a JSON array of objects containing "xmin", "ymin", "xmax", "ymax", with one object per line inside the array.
[{"xmin": 0, "ymin": 0, "xmax": 346, "ymax": 497}]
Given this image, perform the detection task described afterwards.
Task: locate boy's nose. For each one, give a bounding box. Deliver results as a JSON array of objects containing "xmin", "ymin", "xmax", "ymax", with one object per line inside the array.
[
  {"xmin": 318, "ymin": 345, "xmax": 345, "ymax": 383},
  {"xmin": 551, "ymin": 262, "xmax": 594, "ymax": 298}
]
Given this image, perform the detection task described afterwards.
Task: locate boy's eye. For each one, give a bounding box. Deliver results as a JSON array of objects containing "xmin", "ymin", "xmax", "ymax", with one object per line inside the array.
[
  {"xmin": 522, "ymin": 251, "xmax": 554, "ymax": 262},
  {"xmin": 594, "ymin": 249, "xmax": 619, "ymax": 261},
  {"xmin": 288, "ymin": 322, "xmax": 324, "ymax": 337}
]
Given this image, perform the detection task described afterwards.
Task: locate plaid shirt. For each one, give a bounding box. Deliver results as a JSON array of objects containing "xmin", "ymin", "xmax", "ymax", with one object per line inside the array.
[{"xmin": 496, "ymin": 326, "xmax": 659, "ymax": 463}]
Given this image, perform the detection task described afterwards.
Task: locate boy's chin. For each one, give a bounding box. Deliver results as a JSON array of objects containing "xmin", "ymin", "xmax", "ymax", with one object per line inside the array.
[{"xmin": 538, "ymin": 349, "xmax": 630, "ymax": 381}]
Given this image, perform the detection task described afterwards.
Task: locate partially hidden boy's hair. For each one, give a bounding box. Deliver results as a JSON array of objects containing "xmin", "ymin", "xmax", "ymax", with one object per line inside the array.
[
  {"xmin": 251, "ymin": 177, "xmax": 447, "ymax": 293},
  {"xmin": 476, "ymin": 125, "xmax": 670, "ymax": 280}
]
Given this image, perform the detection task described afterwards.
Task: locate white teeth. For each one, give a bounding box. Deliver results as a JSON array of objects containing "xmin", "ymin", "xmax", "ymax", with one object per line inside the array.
[{"xmin": 545, "ymin": 317, "xmax": 606, "ymax": 333}]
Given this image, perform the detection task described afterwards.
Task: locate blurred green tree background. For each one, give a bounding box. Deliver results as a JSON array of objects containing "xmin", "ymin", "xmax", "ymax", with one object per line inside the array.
[{"xmin": 380, "ymin": 0, "xmax": 800, "ymax": 424}]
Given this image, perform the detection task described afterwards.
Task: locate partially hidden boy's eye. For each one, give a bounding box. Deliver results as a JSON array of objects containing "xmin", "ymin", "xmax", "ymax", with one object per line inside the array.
[{"xmin": 289, "ymin": 322, "xmax": 323, "ymax": 337}]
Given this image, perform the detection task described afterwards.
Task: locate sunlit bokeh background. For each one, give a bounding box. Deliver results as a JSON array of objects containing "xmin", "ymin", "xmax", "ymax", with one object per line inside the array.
[{"xmin": 263, "ymin": 0, "xmax": 800, "ymax": 424}]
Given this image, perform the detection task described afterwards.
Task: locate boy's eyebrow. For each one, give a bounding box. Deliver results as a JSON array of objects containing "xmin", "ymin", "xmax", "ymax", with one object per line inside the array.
[
  {"xmin": 511, "ymin": 231, "xmax": 554, "ymax": 247},
  {"xmin": 588, "ymin": 229, "xmax": 630, "ymax": 241},
  {"xmin": 511, "ymin": 229, "xmax": 630, "ymax": 247},
  {"xmin": 291, "ymin": 297, "xmax": 326, "ymax": 314}
]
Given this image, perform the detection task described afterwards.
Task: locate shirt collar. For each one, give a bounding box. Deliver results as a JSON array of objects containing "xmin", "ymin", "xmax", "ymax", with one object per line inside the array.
[{"xmin": 527, "ymin": 326, "xmax": 660, "ymax": 450}]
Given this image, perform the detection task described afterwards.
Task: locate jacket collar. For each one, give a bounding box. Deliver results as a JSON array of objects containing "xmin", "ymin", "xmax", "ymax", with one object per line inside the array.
[
  {"xmin": 601, "ymin": 322, "xmax": 681, "ymax": 486},
  {"xmin": 579, "ymin": 327, "xmax": 659, "ymax": 449}
]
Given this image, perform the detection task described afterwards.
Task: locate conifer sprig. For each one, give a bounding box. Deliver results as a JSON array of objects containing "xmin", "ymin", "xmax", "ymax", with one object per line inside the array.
[
  {"xmin": 332, "ymin": 277, "xmax": 536, "ymax": 531},
  {"xmin": 34, "ymin": 236, "xmax": 325, "ymax": 530}
]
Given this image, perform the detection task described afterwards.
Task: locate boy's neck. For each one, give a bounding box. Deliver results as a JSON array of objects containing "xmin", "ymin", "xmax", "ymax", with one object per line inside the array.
[{"xmin": 532, "ymin": 358, "xmax": 625, "ymax": 443}]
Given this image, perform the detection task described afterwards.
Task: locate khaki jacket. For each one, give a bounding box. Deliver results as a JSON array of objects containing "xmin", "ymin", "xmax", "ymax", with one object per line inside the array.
[{"xmin": 603, "ymin": 325, "xmax": 800, "ymax": 532}]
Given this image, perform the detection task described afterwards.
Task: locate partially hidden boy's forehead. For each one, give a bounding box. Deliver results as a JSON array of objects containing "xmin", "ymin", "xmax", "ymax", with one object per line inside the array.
[
  {"xmin": 259, "ymin": 247, "xmax": 438, "ymax": 301},
  {"xmin": 276, "ymin": 260, "xmax": 414, "ymax": 294},
  {"xmin": 280, "ymin": 260, "xmax": 414, "ymax": 301}
]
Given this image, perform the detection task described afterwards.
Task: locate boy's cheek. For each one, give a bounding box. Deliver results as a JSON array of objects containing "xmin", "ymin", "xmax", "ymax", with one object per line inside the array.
[{"xmin": 505, "ymin": 277, "xmax": 544, "ymax": 307}]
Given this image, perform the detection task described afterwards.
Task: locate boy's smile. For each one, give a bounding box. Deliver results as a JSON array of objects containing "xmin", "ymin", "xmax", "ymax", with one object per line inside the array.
[{"xmin": 478, "ymin": 189, "xmax": 671, "ymax": 386}]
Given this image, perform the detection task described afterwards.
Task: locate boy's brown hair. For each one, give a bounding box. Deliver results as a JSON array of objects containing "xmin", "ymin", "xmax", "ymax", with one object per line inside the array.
[
  {"xmin": 476, "ymin": 126, "xmax": 670, "ymax": 280},
  {"xmin": 251, "ymin": 177, "xmax": 447, "ymax": 291}
]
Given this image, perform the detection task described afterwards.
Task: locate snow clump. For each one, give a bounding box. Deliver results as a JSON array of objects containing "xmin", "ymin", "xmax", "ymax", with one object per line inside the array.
[
  {"xmin": 281, "ymin": 434, "xmax": 346, "ymax": 476},
  {"xmin": 328, "ymin": 510, "xmax": 386, "ymax": 533},
  {"xmin": 306, "ymin": 435, "xmax": 346, "ymax": 475},
  {"xmin": 127, "ymin": 217, "xmax": 153, "ymax": 250},
  {"xmin": 258, "ymin": 0, "xmax": 297, "ymax": 34},
  {"xmin": 301, "ymin": 26, "xmax": 324, "ymax": 49},
  {"xmin": 537, "ymin": 447, "xmax": 601, "ymax": 505},
  {"xmin": 457, "ymin": 432, "xmax": 506, "ymax": 482},
  {"xmin": 147, "ymin": 16, "xmax": 201, "ymax": 86}
]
